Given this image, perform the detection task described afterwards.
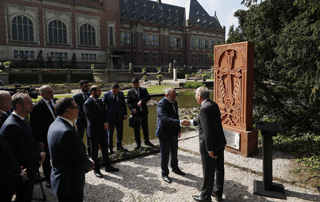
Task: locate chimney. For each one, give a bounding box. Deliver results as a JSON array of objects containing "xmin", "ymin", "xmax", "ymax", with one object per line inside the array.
[{"xmin": 157, "ymin": 0, "xmax": 162, "ymax": 6}]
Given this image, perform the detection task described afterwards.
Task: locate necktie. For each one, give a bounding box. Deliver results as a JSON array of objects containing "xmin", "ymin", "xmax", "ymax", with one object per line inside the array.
[
  {"xmin": 114, "ymin": 95, "xmax": 118, "ymax": 105},
  {"xmin": 49, "ymin": 101, "xmax": 56, "ymax": 118},
  {"xmin": 23, "ymin": 118, "xmax": 32, "ymax": 131},
  {"xmin": 95, "ymin": 100, "xmax": 101, "ymax": 110},
  {"xmin": 172, "ymin": 103, "xmax": 176, "ymax": 113},
  {"xmin": 83, "ymin": 93, "xmax": 88, "ymax": 101},
  {"xmin": 136, "ymin": 89, "xmax": 140, "ymax": 100}
]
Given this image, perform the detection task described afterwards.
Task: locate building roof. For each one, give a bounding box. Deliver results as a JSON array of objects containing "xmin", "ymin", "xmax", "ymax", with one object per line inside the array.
[{"xmin": 120, "ymin": 0, "xmax": 223, "ymax": 30}]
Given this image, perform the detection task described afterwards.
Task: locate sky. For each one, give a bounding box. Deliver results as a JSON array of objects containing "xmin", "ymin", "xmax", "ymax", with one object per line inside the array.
[{"xmin": 153, "ymin": 0, "xmax": 247, "ymax": 39}]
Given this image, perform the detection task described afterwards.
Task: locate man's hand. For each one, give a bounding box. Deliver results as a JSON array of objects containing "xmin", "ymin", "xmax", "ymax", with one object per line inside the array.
[
  {"xmin": 39, "ymin": 152, "xmax": 46, "ymax": 164},
  {"xmin": 104, "ymin": 122, "xmax": 109, "ymax": 131},
  {"xmin": 20, "ymin": 166, "xmax": 28, "ymax": 183},
  {"xmin": 123, "ymin": 116, "xmax": 127, "ymax": 121},
  {"xmin": 178, "ymin": 131, "xmax": 181, "ymax": 138},
  {"xmin": 88, "ymin": 158, "xmax": 94, "ymax": 172},
  {"xmin": 137, "ymin": 100, "xmax": 142, "ymax": 107},
  {"xmin": 132, "ymin": 109, "xmax": 137, "ymax": 114},
  {"xmin": 181, "ymin": 119, "xmax": 190, "ymax": 127},
  {"xmin": 208, "ymin": 151, "xmax": 218, "ymax": 159}
]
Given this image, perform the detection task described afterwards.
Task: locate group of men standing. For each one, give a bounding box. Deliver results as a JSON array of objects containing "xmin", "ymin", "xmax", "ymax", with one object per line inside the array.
[{"xmin": 0, "ymin": 78, "xmax": 227, "ymax": 202}]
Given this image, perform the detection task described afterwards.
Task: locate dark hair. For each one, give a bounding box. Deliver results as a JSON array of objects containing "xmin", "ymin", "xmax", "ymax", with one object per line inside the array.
[
  {"xmin": 89, "ymin": 85, "xmax": 98, "ymax": 94},
  {"xmin": 12, "ymin": 93, "xmax": 27, "ymax": 110},
  {"xmin": 79, "ymin": 80, "xmax": 89, "ymax": 87},
  {"xmin": 111, "ymin": 83, "xmax": 119, "ymax": 89},
  {"xmin": 131, "ymin": 77, "xmax": 139, "ymax": 83},
  {"xmin": 55, "ymin": 97, "xmax": 74, "ymax": 116}
]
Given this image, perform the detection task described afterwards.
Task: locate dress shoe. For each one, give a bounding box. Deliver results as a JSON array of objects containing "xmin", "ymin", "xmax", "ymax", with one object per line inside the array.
[
  {"xmin": 172, "ymin": 167, "xmax": 185, "ymax": 176},
  {"xmin": 134, "ymin": 145, "xmax": 141, "ymax": 150},
  {"xmin": 145, "ymin": 141, "xmax": 155, "ymax": 147},
  {"xmin": 192, "ymin": 195, "xmax": 212, "ymax": 202},
  {"xmin": 46, "ymin": 180, "xmax": 51, "ymax": 188},
  {"xmin": 117, "ymin": 146, "xmax": 128, "ymax": 152},
  {"xmin": 105, "ymin": 165, "xmax": 119, "ymax": 172},
  {"xmin": 162, "ymin": 175, "xmax": 172, "ymax": 183},
  {"xmin": 211, "ymin": 193, "xmax": 222, "ymax": 202},
  {"xmin": 94, "ymin": 170, "xmax": 103, "ymax": 178}
]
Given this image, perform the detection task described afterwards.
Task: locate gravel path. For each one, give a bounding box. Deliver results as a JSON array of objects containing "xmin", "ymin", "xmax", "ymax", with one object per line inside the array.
[{"xmin": 32, "ymin": 130, "xmax": 320, "ymax": 202}]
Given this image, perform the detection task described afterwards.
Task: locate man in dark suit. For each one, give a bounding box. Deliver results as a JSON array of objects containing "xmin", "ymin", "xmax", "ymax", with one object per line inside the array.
[
  {"xmin": 155, "ymin": 88, "xmax": 189, "ymax": 183},
  {"xmin": 0, "ymin": 133, "xmax": 28, "ymax": 202},
  {"xmin": 0, "ymin": 90, "xmax": 12, "ymax": 127},
  {"xmin": 83, "ymin": 85, "xmax": 119, "ymax": 178},
  {"xmin": 192, "ymin": 87, "xmax": 226, "ymax": 202},
  {"xmin": 30, "ymin": 85, "xmax": 56, "ymax": 188},
  {"xmin": 127, "ymin": 77, "xmax": 155, "ymax": 149},
  {"xmin": 102, "ymin": 83, "xmax": 128, "ymax": 153},
  {"xmin": 47, "ymin": 97, "xmax": 94, "ymax": 202},
  {"xmin": 1, "ymin": 93, "xmax": 45, "ymax": 202},
  {"xmin": 72, "ymin": 80, "xmax": 91, "ymax": 155}
]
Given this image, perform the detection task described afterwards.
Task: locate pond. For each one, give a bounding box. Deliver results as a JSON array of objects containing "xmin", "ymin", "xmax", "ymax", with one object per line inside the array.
[{"xmin": 120, "ymin": 92, "xmax": 199, "ymax": 146}]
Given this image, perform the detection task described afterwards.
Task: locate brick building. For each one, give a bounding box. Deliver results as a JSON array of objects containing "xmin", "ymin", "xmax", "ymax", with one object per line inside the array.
[{"xmin": 0, "ymin": 0, "xmax": 224, "ymax": 71}]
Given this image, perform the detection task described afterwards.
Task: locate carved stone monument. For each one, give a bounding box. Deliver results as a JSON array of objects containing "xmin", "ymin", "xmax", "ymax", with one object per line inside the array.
[{"xmin": 214, "ymin": 41, "xmax": 258, "ymax": 157}]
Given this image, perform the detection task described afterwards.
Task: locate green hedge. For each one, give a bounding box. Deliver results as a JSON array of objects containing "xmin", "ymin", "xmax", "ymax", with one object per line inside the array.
[
  {"xmin": 183, "ymin": 81, "xmax": 205, "ymax": 89},
  {"xmin": 9, "ymin": 74, "xmax": 38, "ymax": 84}
]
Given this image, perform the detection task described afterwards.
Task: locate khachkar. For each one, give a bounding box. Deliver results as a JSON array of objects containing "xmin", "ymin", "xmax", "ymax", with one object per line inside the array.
[{"xmin": 214, "ymin": 41, "xmax": 258, "ymax": 157}]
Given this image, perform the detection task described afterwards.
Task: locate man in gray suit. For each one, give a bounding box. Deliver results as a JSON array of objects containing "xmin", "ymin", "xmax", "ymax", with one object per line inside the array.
[{"xmin": 192, "ymin": 87, "xmax": 226, "ymax": 202}]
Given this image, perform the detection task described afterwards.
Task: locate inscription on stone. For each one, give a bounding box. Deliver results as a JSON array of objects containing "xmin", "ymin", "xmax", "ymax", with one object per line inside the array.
[{"xmin": 223, "ymin": 129, "xmax": 240, "ymax": 150}]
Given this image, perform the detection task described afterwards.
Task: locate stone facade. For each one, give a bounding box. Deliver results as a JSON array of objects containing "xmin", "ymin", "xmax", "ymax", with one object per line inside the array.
[{"xmin": 0, "ymin": 0, "xmax": 224, "ymax": 71}]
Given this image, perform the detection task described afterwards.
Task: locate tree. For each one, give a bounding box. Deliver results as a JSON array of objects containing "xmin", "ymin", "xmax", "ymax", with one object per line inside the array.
[
  {"xmin": 71, "ymin": 53, "xmax": 77, "ymax": 68},
  {"xmin": 46, "ymin": 54, "xmax": 54, "ymax": 68},
  {"xmin": 35, "ymin": 50, "xmax": 45, "ymax": 68},
  {"xmin": 228, "ymin": 0, "xmax": 320, "ymax": 135}
]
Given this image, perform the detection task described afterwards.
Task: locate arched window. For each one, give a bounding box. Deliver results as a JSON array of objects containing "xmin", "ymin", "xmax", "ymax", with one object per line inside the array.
[
  {"xmin": 80, "ymin": 24, "xmax": 96, "ymax": 46},
  {"xmin": 48, "ymin": 20, "xmax": 67, "ymax": 44},
  {"xmin": 109, "ymin": 27, "xmax": 114, "ymax": 45},
  {"xmin": 11, "ymin": 15, "xmax": 34, "ymax": 42}
]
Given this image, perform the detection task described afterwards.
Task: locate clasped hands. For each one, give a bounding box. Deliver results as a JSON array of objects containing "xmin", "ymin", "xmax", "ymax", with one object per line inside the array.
[{"xmin": 181, "ymin": 119, "xmax": 191, "ymax": 127}]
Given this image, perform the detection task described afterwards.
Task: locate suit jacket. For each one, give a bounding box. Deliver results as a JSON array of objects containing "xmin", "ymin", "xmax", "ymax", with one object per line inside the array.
[
  {"xmin": 194, "ymin": 99, "xmax": 226, "ymax": 154},
  {"xmin": 47, "ymin": 117, "xmax": 93, "ymax": 196},
  {"xmin": 83, "ymin": 97, "xmax": 107, "ymax": 138},
  {"xmin": 0, "ymin": 110, "xmax": 11, "ymax": 128},
  {"xmin": 0, "ymin": 136, "xmax": 23, "ymax": 196},
  {"xmin": 127, "ymin": 87, "xmax": 150, "ymax": 114},
  {"xmin": 30, "ymin": 98, "xmax": 57, "ymax": 144},
  {"xmin": 0, "ymin": 114, "xmax": 42, "ymax": 171},
  {"xmin": 102, "ymin": 90, "xmax": 127, "ymax": 124},
  {"xmin": 72, "ymin": 91, "xmax": 90, "ymax": 123},
  {"xmin": 155, "ymin": 97, "xmax": 180, "ymax": 140}
]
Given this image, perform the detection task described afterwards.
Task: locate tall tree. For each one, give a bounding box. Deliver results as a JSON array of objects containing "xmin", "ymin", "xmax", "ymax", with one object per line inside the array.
[{"xmin": 228, "ymin": 0, "xmax": 320, "ymax": 135}]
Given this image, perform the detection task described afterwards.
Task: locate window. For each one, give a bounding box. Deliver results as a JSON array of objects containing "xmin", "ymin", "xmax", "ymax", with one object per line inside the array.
[
  {"xmin": 169, "ymin": 53, "xmax": 174, "ymax": 63},
  {"xmin": 192, "ymin": 54, "xmax": 196, "ymax": 63},
  {"xmin": 11, "ymin": 15, "xmax": 34, "ymax": 42},
  {"xmin": 153, "ymin": 53, "xmax": 158, "ymax": 62},
  {"xmin": 143, "ymin": 34, "xmax": 149, "ymax": 46},
  {"xmin": 122, "ymin": 32, "xmax": 130, "ymax": 45},
  {"xmin": 49, "ymin": 20, "xmax": 67, "ymax": 44},
  {"xmin": 177, "ymin": 54, "xmax": 181, "ymax": 63},
  {"xmin": 169, "ymin": 37, "xmax": 174, "ymax": 48},
  {"xmin": 79, "ymin": 23, "xmax": 96, "ymax": 46},
  {"xmin": 124, "ymin": 51, "xmax": 130, "ymax": 62},
  {"xmin": 211, "ymin": 40, "xmax": 214, "ymax": 49},
  {"xmin": 199, "ymin": 54, "xmax": 203, "ymax": 63},
  {"xmin": 205, "ymin": 40, "xmax": 209, "ymax": 49},
  {"xmin": 151, "ymin": 35, "xmax": 158, "ymax": 46},
  {"xmin": 191, "ymin": 38, "xmax": 196, "ymax": 49},
  {"xmin": 198, "ymin": 39, "xmax": 203, "ymax": 49},
  {"xmin": 109, "ymin": 27, "xmax": 114, "ymax": 45},
  {"xmin": 176, "ymin": 38, "xmax": 182, "ymax": 48},
  {"xmin": 144, "ymin": 52, "xmax": 149, "ymax": 62}
]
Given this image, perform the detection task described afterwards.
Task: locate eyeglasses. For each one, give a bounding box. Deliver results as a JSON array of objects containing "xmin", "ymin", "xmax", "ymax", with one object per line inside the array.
[{"xmin": 70, "ymin": 106, "xmax": 80, "ymax": 109}]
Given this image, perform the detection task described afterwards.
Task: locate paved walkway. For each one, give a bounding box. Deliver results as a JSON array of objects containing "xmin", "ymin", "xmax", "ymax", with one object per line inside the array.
[{"xmin": 32, "ymin": 130, "xmax": 320, "ymax": 202}]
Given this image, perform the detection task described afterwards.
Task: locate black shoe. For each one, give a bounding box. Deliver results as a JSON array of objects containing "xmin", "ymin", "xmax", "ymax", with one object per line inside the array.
[
  {"xmin": 145, "ymin": 141, "xmax": 155, "ymax": 147},
  {"xmin": 172, "ymin": 167, "xmax": 185, "ymax": 176},
  {"xmin": 105, "ymin": 165, "xmax": 119, "ymax": 172},
  {"xmin": 211, "ymin": 193, "xmax": 222, "ymax": 202},
  {"xmin": 117, "ymin": 146, "xmax": 128, "ymax": 152},
  {"xmin": 162, "ymin": 175, "xmax": 172, "ymax": 183},
  {"xmin": 192, "ymin": 195, "xmax": 212, "ymax": 202},
  {"xmin": 94, "ymin": 170, "xmax": 103, "ymax": 178},
  {"xmin": 134, "ymin": 145, "xmax": 141, "ymax": 150},
  {"xmin": 46, "ymin": 180, "xmax": 51, "ymax": 188}
]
